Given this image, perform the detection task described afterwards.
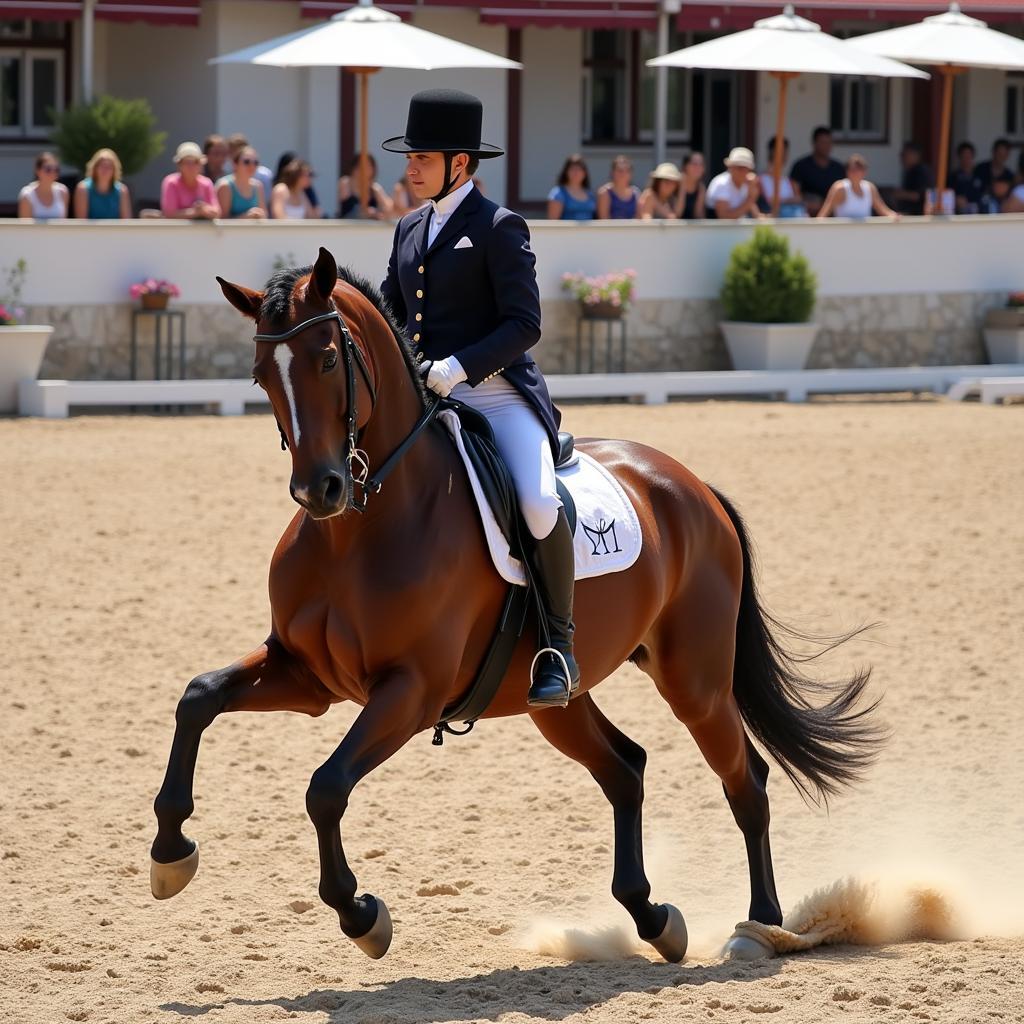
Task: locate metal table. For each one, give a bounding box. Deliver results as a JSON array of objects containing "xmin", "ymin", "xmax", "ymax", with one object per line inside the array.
[
  {"xmin": 130, "ymin": 308, "xmax": 187, "ymax": 380},
  {"xmin": 576, "ymin": 312, "xmax": 626, "ymax": 374}
]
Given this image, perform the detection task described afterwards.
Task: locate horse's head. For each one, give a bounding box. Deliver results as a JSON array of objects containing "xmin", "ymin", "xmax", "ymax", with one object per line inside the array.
[{"xmin": 217, "ymin": 247, "xmax": 376, "ymax": 519}]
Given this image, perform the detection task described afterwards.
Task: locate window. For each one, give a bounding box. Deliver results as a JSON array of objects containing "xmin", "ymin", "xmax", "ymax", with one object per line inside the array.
[
  {"xmin": 638, "ymin": 25, "xmax": 688, "ymax": 142},
  {"xmin": 0, "ymin": 47, "xmax": 64, "ymax": 138},
  {"xmin": 583, "ymin": 28, "xmax": 691, "ymax": 145},
  {"xmin": 1006, "ymin": 74, "xmax": 1024, "ymax": 138},
  {"xmin": 829, "ymin": 76, "xmax": 886, "ymax": 142}
]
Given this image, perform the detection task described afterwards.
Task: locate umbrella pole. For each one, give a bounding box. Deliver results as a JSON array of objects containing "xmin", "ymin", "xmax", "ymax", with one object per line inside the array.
[
  {"xmin": 349, "ymin": 67, "xmax": 379, "ymax": 217},
  {"xmin": 934, "ymin": 64, "xmax": 962, "ymax": 212},
  {"xmin": 770, "ymin": 72, "xmax": 796, "ymax": 218}
]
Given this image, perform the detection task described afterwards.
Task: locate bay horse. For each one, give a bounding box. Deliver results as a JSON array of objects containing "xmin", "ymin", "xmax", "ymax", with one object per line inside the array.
[{"xmin": 150, "ymin": 247, "xmax": 881, "ymax": 963}]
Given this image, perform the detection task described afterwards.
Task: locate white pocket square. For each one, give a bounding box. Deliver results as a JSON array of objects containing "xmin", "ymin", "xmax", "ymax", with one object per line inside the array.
[{"xmin": 453, "ymin": 236, "xmax": 473, "ymax": 250}]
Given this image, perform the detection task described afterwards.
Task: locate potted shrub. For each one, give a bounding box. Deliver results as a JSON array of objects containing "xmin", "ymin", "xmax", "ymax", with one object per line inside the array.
[
  {"xmin": 130, "ymin": 278, "xmax": 181, "ymax": 311},
  {"xmin": 0, "ymin": 260, "xmax": 53, "ymax": 415},
  {"xmin": 561, "ymin": 269, "xmax": 636, "ymax": 319},
  {"xmin": 982, "ymin": 291, "xmax": 1024, "ymax": 363},
  {"xmin": 51, "ymin": 94, "xmax": 166, "ymax": 178},
  {"xmin": 719, "ymin": 226, "xmax": 819, "ymax": 371}
]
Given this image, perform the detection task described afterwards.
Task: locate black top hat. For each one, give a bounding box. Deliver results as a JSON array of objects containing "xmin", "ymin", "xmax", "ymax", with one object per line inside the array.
[{"xmin": 381, "ymin": 88, "xmax": 503, "ymax": 159}]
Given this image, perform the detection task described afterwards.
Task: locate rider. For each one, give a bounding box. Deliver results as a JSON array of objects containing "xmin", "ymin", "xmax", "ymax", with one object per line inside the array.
[{"xmin": 380, "ymin": 88, "xmax": 578, "ymax": 708}]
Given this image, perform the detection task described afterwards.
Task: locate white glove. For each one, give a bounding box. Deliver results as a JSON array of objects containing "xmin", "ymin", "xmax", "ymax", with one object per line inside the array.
[{"xmin": 424, "ymin": 356, "xmax": 467, "ymax": 398}]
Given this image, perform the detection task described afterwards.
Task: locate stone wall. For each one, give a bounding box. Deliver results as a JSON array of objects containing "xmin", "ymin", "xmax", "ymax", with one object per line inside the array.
[{"xmin": 25, "ymin": 289, "xmax": 1006, "ymax": 381}]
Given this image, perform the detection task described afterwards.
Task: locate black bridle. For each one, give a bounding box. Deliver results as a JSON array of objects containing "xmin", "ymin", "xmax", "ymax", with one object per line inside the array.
[{"xmin": 253, "ymin": 302, "xmax": 442, "ymax": 513}]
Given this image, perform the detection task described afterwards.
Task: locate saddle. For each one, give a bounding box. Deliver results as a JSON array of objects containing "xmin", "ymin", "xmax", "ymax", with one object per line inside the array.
[{"xmin": 431, "ymin": 399, "xmax": 575, "ymax": 744}]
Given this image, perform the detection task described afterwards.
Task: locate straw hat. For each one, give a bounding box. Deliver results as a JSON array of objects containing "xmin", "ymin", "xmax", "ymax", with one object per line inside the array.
[
  {"xmin": 724, "ymin": 147, "xmax": 755, "ymax": 170},
  {"xmin": 651, "ymin": 161, "xmax": 682, "ymax": 182},
  {"xmin": 174, "ymin": 141, "xmax": 203, "ymax": 163}
]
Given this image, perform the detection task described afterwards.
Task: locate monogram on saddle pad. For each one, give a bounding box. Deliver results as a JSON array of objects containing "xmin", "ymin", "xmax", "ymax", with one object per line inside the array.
[{"xmin": 438, "ymin": 405, "xmax": 642, "ymax": 586}]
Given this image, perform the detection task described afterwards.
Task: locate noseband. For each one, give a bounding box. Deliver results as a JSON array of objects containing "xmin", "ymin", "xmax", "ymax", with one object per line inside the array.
[{"xmin": 253, "ymin": 302, "xmax": 441, "ymax": 513}]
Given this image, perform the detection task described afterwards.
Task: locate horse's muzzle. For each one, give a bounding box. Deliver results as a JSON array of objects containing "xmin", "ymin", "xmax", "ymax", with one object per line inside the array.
[{"xmin": 290, "ymin": 468, "xmax": 348, "ymax": 519}]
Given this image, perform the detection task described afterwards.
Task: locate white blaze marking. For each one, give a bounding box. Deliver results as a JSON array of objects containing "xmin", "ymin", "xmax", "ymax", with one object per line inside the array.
[{"xmin": 273, "ymin": 345, "xmax": 301, "ymax": 448}]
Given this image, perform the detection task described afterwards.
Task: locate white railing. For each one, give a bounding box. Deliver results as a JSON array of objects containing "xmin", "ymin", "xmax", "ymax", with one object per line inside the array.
[{"xmin": 1, "ymin": 214, "xmax": 1022, "ymax": 307}]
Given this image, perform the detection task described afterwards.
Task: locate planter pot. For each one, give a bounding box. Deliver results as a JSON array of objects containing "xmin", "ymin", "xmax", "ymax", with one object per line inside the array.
[
  {"xmin": 141, "ymin": 293, "xmax": 170, "ymax": 311},
  {"xmin": 719, "ymin": 321, "xmax": 820, "ymax": 371},
  {"xmin": 580, "ymin": 300, "xmax": 624, "ymax": 320},
  {"xmin": 982, "ymin": 307, "xmax": 1024, "ymax": 363},
  {"xmin": 0, "ymin": 325, "xmax": 54, "ymax": 414}
]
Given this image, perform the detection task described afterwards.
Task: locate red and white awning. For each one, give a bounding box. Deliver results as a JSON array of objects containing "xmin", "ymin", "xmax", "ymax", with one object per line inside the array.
[{"xmin": 0, "ymin": 0, "xmax": 200, "ymax": 24}]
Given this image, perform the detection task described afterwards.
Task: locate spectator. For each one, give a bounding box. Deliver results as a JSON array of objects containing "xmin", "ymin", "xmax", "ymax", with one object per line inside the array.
[
  {"xmin": 161, "ymin": 141, "xmax": 219, "ymax": 220},
  {"xmin": 679, "ymin": 151, "xmax": 706, "ymax": 220},
  {"xmin": 17, "ymin": 152, "xmax": 68, "ymax": 220},
  {"xmin": 789, "ymin": 126, "xmax": 844, "ymax": 216},
  {"xmin": 271, "ymin": 160, "xmax": 317, "ymax": 219},
  {"xmin": 217, "ymin": 145, "xmax": 267, "ymax": 219},
  {"xmin": 548, "ymin": 154, "xmax": 597, "ymax": 220},
  {"xmin": 227, "ymin": 133, "xmax": 274, "ymax": 205},
  {"xmin": 73, "ymin": 148, "xmax": 131, "ymax": 220},
  {"xmin": 392, "ymin": 171, "xmax": 428, "ymax": 217},
  {"xmin": 203, "ymin": 134, "xmax": 231, "ymax": 185},
  {"xmin": 818, "ymin": 154, "xmax": 899, "ymax": 220},
  {"xmin": 596, "ymin": 155, "xmax": 640, "ymax": 220},
  {"xmin": 275, "ymin": 150, "xmax": 322, "ymax": 216},
  {"xmin": 893, "ymin": 142, "xmax": 932, "ymax": 215},
  {"xmin": 337, "ymin": 154, "xmax": 392, "ymax": 219},
  {"xmin": 639, "ymin": 162, "xmax": 682, "ymax": 219},
  {"xmin": 706, "ymin": 147, "xmax": 762, "ymax": 220},
  {"xmin": 758, "ymin": 136, "xmax": 802, "ymax": 215},
  {"xmin": 950, "ymin": 142, "xmax": 983, "ymax": 214},
  {"xmin": 975, "ymin": 137, "xmax": 1015, "ymax": 213}
]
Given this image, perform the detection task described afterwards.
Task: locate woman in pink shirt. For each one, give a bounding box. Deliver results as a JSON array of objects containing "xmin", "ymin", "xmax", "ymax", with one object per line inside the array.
[{"xmin": 161, "ymin": 141, "xmax": 219, "ymax": 219}]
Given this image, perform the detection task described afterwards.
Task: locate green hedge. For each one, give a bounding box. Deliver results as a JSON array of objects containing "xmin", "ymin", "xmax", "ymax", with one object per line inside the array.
[
  {"xmin": 721, "ymin": 225, "xmax": 817, "ymax": 324},
  {"xmin": 51, "ymin": 95, "xmax": 165, "ymax": 177}
]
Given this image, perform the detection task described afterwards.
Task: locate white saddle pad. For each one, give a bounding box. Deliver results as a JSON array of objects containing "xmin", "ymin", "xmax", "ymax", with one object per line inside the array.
[{"xmin": 438, "ymin": 409, "xmax": 642, "ymax": 587}]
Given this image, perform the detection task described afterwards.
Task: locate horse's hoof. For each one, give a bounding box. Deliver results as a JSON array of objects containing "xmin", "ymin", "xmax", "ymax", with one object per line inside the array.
[
  {"xmin": 722, "ymin": 932, "xmax": 775, "ymax": 960},
  {"xmin": 150, "ymin": 842, "xmax": 199, "ymax": 900},
  {"xmin": 648, "ymin": 903, "xmax": 688, "ymax": 963},
  {"xmin": 351, "ymin": 897, "xmax": 393, "ymax": 960}
]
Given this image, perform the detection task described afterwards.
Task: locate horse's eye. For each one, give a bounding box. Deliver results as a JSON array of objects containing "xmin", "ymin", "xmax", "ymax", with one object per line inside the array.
[{"xmin": 323, "ymin": 351, "xmax": 338, "ymax": 372}]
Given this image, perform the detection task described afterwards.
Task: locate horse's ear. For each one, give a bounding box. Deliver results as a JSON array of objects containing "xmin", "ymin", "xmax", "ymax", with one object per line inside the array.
[
  {"xmin": 308, "ymin": 246, "xmax": 338, "ymax": 306},
  {"xmin": 217, "ymin": 277, "xmax": 263, "ymax": 321}
]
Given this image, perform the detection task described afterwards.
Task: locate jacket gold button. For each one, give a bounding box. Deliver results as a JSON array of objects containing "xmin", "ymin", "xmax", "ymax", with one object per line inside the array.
[
  {"xmin": 416, "ymin": 289, "xmax": 424, "ymax": 298},
  {"xmin": 418, "ymin": 265, "xmax": 425, "ymax": 274},
  {"xmin": 413, "ymin": 332, "xmax": 420, "ymax": 342},
  {"xmin": 415, "ymin": 313, "xmax": 422, "ymax": 322}
]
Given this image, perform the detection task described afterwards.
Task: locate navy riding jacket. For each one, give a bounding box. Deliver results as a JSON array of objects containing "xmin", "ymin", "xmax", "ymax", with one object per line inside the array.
[{"xmin": 380, "ymin": 185, "xmax": 562, "ymax": 456}]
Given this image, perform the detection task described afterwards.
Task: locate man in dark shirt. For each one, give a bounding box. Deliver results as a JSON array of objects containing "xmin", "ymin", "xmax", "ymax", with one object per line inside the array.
[
  {"xmin": 949, "ymin": 141, "xmax": 983, "ymax": 213},
  {"xmin": 894, "ymin": 142, "xmax": 932, "ymax": 215},
  {"xmin": 974, "ymin": 137, "xmax": 1015, "ymax": 213},
  {"xmin": 789, "ymin": 126, "xmax": 844, "ymax": 215}
]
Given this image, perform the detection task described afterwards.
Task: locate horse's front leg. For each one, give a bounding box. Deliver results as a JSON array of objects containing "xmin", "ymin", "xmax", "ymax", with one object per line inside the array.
[
  {"xmin": 304, "ymin": 671, "xmax": 429, "ymax": 959},
  {"xmin": 151, "ymin": 637, "xmax": 331, "ymax": 898}
]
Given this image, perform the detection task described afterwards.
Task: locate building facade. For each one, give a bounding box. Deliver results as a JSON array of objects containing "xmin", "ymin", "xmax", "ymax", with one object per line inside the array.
[{"xmin": 1, "ymin": 0, "xmax": 1023, "ymax": 210}]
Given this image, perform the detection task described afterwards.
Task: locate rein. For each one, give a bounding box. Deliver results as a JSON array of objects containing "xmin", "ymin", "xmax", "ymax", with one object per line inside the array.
[{"xmin": 253, "ymin": 303, "xmax": 441, "ymax": 513}]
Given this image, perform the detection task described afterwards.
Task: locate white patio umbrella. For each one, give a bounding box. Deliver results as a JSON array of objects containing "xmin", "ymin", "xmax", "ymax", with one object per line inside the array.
[
  {"xmin": 212, "ymin": 0, "xmax": 520, "ymax": 214},
  {"xmin": 850, "ymin": 3, "xmax": 1024, "ymax": 204},
  {"xmin": 648, "ymin": 5, "xmax": 928, "ymax": 215}
]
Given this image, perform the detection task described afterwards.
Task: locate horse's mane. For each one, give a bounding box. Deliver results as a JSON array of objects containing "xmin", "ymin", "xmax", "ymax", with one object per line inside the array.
[{"xmin": 260, "ymin": 264, "xmax": 426, "ymax": 404}]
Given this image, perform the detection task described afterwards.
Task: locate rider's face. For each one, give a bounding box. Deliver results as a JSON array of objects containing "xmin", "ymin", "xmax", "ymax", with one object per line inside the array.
[{"xmin": 404, "ymin": 152, "xmax": 469, "ymax": 200}]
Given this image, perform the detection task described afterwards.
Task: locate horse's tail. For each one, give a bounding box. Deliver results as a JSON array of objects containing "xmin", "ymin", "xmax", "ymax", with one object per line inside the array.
[{"xmin": 708, "ymin": 485, "xmax": 886, "ymax": 807}]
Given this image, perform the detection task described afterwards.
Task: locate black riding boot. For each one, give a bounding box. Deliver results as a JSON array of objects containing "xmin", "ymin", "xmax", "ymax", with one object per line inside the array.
[{"xmin": 526, "ymin": 508, "xmax": 581, "ymax": 708}]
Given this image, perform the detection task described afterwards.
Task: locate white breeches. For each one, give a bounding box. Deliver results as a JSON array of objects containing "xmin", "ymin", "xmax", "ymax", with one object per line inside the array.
[{"xmin": 450, "ymin": 375, "xmax": 562, "ymax": 540}]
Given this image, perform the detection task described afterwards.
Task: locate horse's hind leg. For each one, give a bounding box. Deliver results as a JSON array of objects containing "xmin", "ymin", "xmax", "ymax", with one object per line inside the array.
[
  {"xmin": 151, "ymin": 637, "xmax": 330, "ymax": 898},
  {"xmin": 648, "ymin": 577, "xmax": 783, "ymax": 938},
  {"xmin": 530, "ymin": 693, "xmax": 688, "ymax": 963}
]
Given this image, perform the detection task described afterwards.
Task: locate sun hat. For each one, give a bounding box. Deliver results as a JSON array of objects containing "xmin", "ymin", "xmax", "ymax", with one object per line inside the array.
[
  {"xmin": 174, "ymin": 141, "xmax": 204, "ymax": 163},
  {"xmin": 382, "ymin": 89, "xmax": 503, "ymax": 159},
  {"xmin": 724, "ymin": 147, "xmax": 756, "ymax": 170},
  {"xmin": 651, "ymin": 161, "xmax": 682, "ymax": 182}
]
